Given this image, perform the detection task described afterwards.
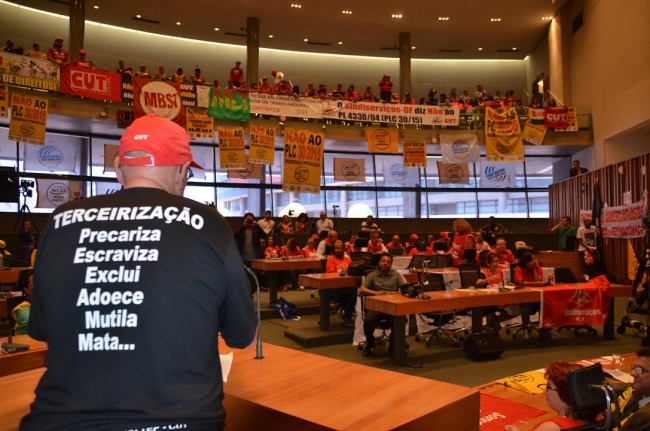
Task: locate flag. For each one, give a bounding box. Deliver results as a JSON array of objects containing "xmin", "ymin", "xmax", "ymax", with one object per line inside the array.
[
  {"xmin": 440, "ymin": 134, "xmax": 479, "ymax": 163},
  {"xmin": 484, "ymin": 107, "xmax": 524, "ymax": 162},
  {"xmin": 366, "ymin": 127, "xmax": 399, "ymax": 154},
  {"xmin": 627, "ymin": 239, "xmax": 646, "ymax": 283},
  {"xmin": 208, "ymin": 87, "xmax": 250, "ymax": 122},
  {"xmin": 36, "ymin": 179, "xmax": 82, "ymax": 208},
  {"xmin": 382, "ymin": 159, "xmax": 419, "ymax": 186},
  {"xmin": 437, "ymin": 162, "xmax": 470, "ymax": 184},
  {"xmin": 544, "ymin": 106, "xmax": 569, "ymax": 129},
  {"xmin": 479, "ymin": 162, "xmax": 517, "ymax": 187},
  {"xmin": 592, "ymin": 180, "xmax": 606, "ymax": 274},
  {"xmin": 24, "ymin": 142, "xmax": 78, "ymax": 173},
  {"xmin": 333, "ymin": 158, "xmax": 365, "ymax": 182}
]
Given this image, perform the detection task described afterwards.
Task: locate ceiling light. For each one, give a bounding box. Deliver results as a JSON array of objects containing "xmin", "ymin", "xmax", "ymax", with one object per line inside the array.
[
  {"xmin": 291, "ymin": 3, "xmax": 302, "ymax": 8},
  {"xmin": 438, "ymin": 17, "xmax": 450, "ymax": 21},
  {"xmin": 391, "ymin": 14, "xmax": 403, "ymax": 19},
  {"xmin": 136, "ymin": 14, "xmax": 141, "ymax": 18},
  {"xmin": 542, "ymin": 16, "xmax": 552, "ymax": 20},
  {"xmin": 176, "ymin": 22, "xmax": 181, "ymax": 25},
  {"xmin": 411, "ymin": 46, "xmax": 416, "ymax": 49},
  {"xmin": 269, "ymin": 34, "xmax": 274, "ymax": 38},
  {"xmin": 214, "ymin": 27, "xmax": 219, "ymax": 31},
  {"xmin": 490, "ymin": 18, "xmax": 502, "ymax": 22},
  {"xmin": 338, "ymin": 41, "xmax": 343, "ymax": 45},
  {"xmin": 342, "ymin": 10, "xmax": 352, "ymax": 14},
  {"xmin": 512, "ymin": 47, "xmax": 517, "ymax": 50},
  {"xmin": 478, "ymin": 47, "xmax": 483, "ymax": 51},
  {"xmin": 304, "ymin": 38, "xmax": 308, "ymax": 42},
  {"xmin": 93, "ymin": 5, "xmax": 99, "ymax": 9}
]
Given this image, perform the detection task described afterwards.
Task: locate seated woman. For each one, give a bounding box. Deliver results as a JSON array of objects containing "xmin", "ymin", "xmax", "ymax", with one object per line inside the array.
[
  {"xmin": 478, "ymin": 253, "xmax": 517, "ymax": 330},
  {"xmin": 278, "ymin": 215, "xmax": 293, "ymax": 233},
  {"xmin": 514, "ymin": 251, "xmax": 547, "ymax": 339},
  {"xmin": 11, "ymin": 273, "xmax": 33, "ymax": 335},
  {"xmin": 294, "ymin": 213, "xmax": 308, "ymax": 233},
  {"xmin": 506, "ymin": 361, "xmax": 600, "ymax": 430}
]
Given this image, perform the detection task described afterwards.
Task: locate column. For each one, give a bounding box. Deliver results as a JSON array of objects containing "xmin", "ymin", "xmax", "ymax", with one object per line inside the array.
[
  {"xmin": 398, "ymin": 32, "xmax": 412, "ymax": 99},
  {"xmin": 69, "ymin": 0, "xmax": 85, "ymax": 61},
  {"xmin": 246, "ymin": 17, "xmax": 260, "ymax": 87},
  {"xmin": 548, "ymin": 4, "xmax": 572, "ymax": 105}
]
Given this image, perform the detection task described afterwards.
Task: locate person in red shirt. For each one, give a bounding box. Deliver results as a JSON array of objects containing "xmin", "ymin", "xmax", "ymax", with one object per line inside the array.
[
  {"xmin": 325, "ymin": 241, "xmax": 356, "ymax": 326},
  {"xmin": 378, "ymin": 75, "xmax": 393, "ymax": 102},
  {"xmin": 514, "ymin": 251, "xmax": 546, "ymax": 339},
  {"xmin": 402, "ymin": 93, "xmax": 416, "ymax": 104},
  {"xmin": 331, "ymin": 84, "xmax": 344, "ymax": 99},
  {"xmin": 362, "ymin": 85, "xmax": 377, "ymax": 102},
  {"xmin": 258, "ymin": 77, "xmax": 273, "ymax": 93},
  {"xmin": 303, "ymin": 82, "xmax": 317, "ymax": 97},
  {"xmin": 230, "ymin": 61, "xmax": 244, "ymax": 87},
  {"xmin": 281, "ymin": 237, "xmax": 304, "ymax": 290},
  {"xmin": 343, "ymin": 85, "xmax": 360, "ymax": 101},
  {"xmin": 72, "ymin": 49, "xmax": 93, "ymax": 69},
  {"xmin": 405, "ymin": 233, "xmax": 419, "ymax": 250},
  {"xmin": 390, "ymin": 93, "xmax": 400, "ymax": 104},
  {"xmin": 491, "ymin": 237, "xmax": 516, "ymax": 267},
  {"xmin": 345, "ymin": 232, "xmax": 358, "ymax": 254},
  {"xmin": 276, "ymin": 79, "xmax": 293, "ymax": 96},
  {"xmin": 264, "ymin": 235, "xmax": 281, "ymax": 258},
  {"xmin": 303, "ymin": 235, "xmax": 319, "ymax": 258},
  {"xmin": 47, "ymin": 37, "xmax": 69, "ymax": 66},
  {"xmin": 366, "ymin": 231, "xmax": 387, "ymax": 253},
  {"xmin": 317, "ymin": 83, "xmax": 328, "ymax": 99},
  {"xmin": 407, "ymin": 241, "xmax": 427, "ymax": 257},
  {"xmin": 449, "ymin": 219, "xmax": 476, "ymax": 267},
  {"xmin": 386, "ymin": 235, "xmax": 404, "ymax": 254},
  {"xmin": 191, "ymin": 68, "xmax": 205, "ymax": 85},
  {"xmin": 278, "ymin": 215, "xmax": 293, "ymax": 233}
]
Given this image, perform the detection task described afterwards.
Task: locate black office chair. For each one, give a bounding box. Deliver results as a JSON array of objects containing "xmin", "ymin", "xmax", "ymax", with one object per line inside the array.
[
  {"xmin": 555, "ymin": 268, "xmax": 598, "ymax": 337},
  {"xmin": 505, "ymin": 262, "xmax": 540, "ymax": 340},
  {"xmin": 478, "ymin": 249, "xmax": 491, "ymax": 267},
  {"xmin": 458, "ymin": 263, "xmax": 481, "ymax": 289},
  {"xmin": 414, "ymin": 273, "xmax": 466, "ymax": 347},
  {"xmin": 356, "ymin": 295, "xmax": 409, "ymax": 356},
  {"xmin": 429, "ymin": 254, "xmax": 452, "ymax": 268},
  {"xmin": 389, "ymin": 248, "xmax": 403, "ymax": 257},
  {"xmin": 408, "ymin": 255, "xmax": 435, "ymax": 270},
  {"xmin": 562, "ymin": 363, "xmax": 618, "ymax": 431}
]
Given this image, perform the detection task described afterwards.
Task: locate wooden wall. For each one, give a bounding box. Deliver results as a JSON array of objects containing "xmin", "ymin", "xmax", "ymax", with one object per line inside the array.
[{"xmin": 549, "ymin": 152, "xmax": 650, "ymax": 283}]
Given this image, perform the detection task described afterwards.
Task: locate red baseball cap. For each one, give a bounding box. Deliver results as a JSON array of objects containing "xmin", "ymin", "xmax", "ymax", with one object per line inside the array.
[
  {"xmin": 119, "ymin": 114, "xmax": 203, "ymax": 169},
  {"xmin": 270, "ymin": 68, "xmax": 277, "ymax": 74},
  {"xmin": 410, "ymin": 233, "xmax": 418, "ymax": 240},
  {"xmin": 439, "ymin": 232, "xmax": 450, "ymax": 239},
  {"xmin": 79, "ymin": 49, "xmax": 86, "ymax": 55},
  {"xmin": 54, "ymin": 37, "xmax": 63, "ymax": 42}
]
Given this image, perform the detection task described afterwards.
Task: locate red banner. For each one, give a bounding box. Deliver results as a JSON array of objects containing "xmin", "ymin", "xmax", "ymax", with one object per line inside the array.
[
  {"xmin": 479, "ymin": 394, "xmax": 546, "ymax": 431},
  {"xmin": 540, "ymin": 275, "xmax": 612, "ymax": 329},
  {"xmin": 544, "ymin": 106, "xmax": 569, "ymax": 129},
  {"xmin": 60, "ymin": 66, "xmax": 122, "ymax": 102},
  {"xmin": 133, "ymin": 76, "xmax": 186, "ymax": 126}
]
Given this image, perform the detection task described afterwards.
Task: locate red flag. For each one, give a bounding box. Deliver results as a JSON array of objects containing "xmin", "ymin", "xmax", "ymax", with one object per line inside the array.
[
  {"xmin": 544, "ymin": 106, "xmax": 569, "ymax": 129},
  {"xmin": 60, "ymin": 66, "xmax": 122, "ymax": 102},
  {"xmin": 133, "ymin": 76, "xmax": 186, "ymax": 126}
]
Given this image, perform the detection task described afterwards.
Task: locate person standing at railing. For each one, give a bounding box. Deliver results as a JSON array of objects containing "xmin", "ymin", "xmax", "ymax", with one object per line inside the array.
[
  {"xmin": 378, "ymin": 75, "xmax": 393, "ymax": 102},
  {"xmin": 47, "ymin": 37, "xmax": 69, "ymax": 66},
  {"xmin": 229, "ymin": 61, "xmax": 243, "ymax": 87}
]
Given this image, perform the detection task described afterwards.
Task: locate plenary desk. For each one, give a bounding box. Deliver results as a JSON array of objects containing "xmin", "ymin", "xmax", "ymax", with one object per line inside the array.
[
  {"xmin": 299, "ymin": 270, "xmax": 419, "ymax": 331},
  {"xmin": 0, "ymin": 335, "xmax": 47, "ymax": 377},
  {"xmin": 252, "ymin": 258, "xmax": 324, "ymax": 304},
  {"xmin": 0, "ymin": 342, "xmax": 481, "ymax": 431},
  {"xmin": 424, "ymin": 267, "xmax": 555, "ymax": 290}
]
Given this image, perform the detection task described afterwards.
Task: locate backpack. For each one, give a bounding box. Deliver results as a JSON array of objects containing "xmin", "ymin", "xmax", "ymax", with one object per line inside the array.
[
  {"xmin": 270, "ymin": 297, "xmax": 300, "ymax": 320},
  {"xmin": 346, "ymin": 260, "xmax": 368, "ymax": 276}
]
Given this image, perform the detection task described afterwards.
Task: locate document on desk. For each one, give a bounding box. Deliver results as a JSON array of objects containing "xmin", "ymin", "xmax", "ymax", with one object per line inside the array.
[
  {"xmin": 603, "ymin": 369, "xmax": 634, "ymax": 384},
  {"xmin": 220, "ymin": 352, "xmax": 234, "ymax": 382}
]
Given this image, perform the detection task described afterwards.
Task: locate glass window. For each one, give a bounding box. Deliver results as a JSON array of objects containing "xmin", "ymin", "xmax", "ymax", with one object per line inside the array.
[{"xmin": 477, "ymin": 191, "xmax": 528, "ymax": 218}]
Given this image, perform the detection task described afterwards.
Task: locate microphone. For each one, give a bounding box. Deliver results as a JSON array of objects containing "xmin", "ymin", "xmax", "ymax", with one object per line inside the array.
[
  {"xmin": 243, "ymin": 266, "xmax": 264, "ymax": 360},
  {"xmin": 2, "ymin": 325, "xmax": 30, "ymax": 355}
]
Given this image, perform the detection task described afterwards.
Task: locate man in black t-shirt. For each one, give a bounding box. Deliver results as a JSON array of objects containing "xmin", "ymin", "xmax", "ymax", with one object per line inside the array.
[{"xmin": 21, "ymin": 114, "xmax": 257, "ymax": 431}]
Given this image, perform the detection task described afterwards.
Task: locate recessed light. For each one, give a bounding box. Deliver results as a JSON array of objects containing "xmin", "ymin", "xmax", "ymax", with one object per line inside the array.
[
  {"xmin": 490, "ymin": 18, "xmax": 502, "ymax": 22},
  {"xmin": 338, "ymin": 41, "xmax": 343, "ymax": 45},
  {"xmin": 304, "ymin": 38, "xmax": 308, "ymax": 42},
  {"xmin": 512, "ymin": 47, "xmax": 517, "ymax": 50},
  {"xmin": 391, "ymin": 14, "xmax": 403, "ymax": 19},
  {"xmin": 411, "ymin": 46, "xmax": 416, "ymax": 49},
  {"xmin": 542, "ymin": 16, "xmax": 552, "ymax": 20},
  {"xmin": 269, "ymin": 34, "xmax": 274, "ymax": 38},
  {"xmin": 438, "ymin": 17, "xmax": 450, "ymax": 21},
  {"xmin": 478, "ymin": 47, "xmax": 483, "ymax": 51},
  {"xmin": 291, "ymin": 3, "xmax": 302, "ymax": 8},
  {"xmin": 136, "ymin": 14, "xmax": 141, "ymax": 18},
  {"xmin": 342, "ymin": 10, "xmax": 352, "ymax": 14},
  {"xmin": 93, "ymin": 5, "xmax": 99, "ymax": 9},
  {"xmin": 214, "ymin": 27, "xmax": 219, "ymax": 31},
  {"xmin": 176, "ymin": 22, "xmax": 181, "ymax": 25}
]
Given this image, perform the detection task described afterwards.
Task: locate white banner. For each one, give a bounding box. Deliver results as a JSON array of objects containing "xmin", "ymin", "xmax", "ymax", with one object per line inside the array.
[
  {"xmin": 322, "ymin": 100, "xmax": 460, "ymax": 126},
  {"xmin": 36, "ymin": 179, "xmax": 82, "ymax": 208},
  {"xmin": 600, "ymin": 202, "xmax": 645, "ymax": 238},
  {"xmin": 382, "ymin": 159, "xmax": 419, "ymax": 186},
  {"xmin": 24, "ymin": 142, "xmax": 78, "ymax": 173},
  {"xmin": 250, "ymin": 93, "xmax": 323, "ymax": 118},
  {"xmin": 196, "ymin": 85, "xmax": 211, "ymax": 108},
  {"xmin": 333, "ymin": 158, "xmax": 365, "ymax": 182},
  {"xmin": 95, "ymin": 182, "xmax": 122, "ymax": 196},
  {"xmin": 479, "ymin": 162, "xmax": 517, "ymax": 187},
  {"xmin": 440, "ymin": 134, "xmax": 480, "ymax": 163}
]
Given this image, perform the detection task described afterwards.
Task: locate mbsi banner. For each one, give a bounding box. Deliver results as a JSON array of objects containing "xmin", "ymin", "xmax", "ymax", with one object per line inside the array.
[
  {"xmin": 133, "ymin": 76, "xmax": 186, "ymax": 126},
  {"xmin": 60, "ymin": 66, "xmax": 122, "ymax": 102},
  {"xmin": 440, "ymin": 134, "xmax": 479, "ymax": 163},
  {"xmin": 479, "ymin": 162, "xmax": 517, "ymax": 187}
]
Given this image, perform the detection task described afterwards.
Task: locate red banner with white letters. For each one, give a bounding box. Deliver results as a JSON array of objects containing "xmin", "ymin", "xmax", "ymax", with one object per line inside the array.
[
  {"xmin": 132, "ymin": 76, "xmax": 186, "ymax": 126},
  {"xmin": 544, "ymin": 106, "xmax": 569, "ymax": 129},
  {"xmin": 60, "ymin": 65, "xmax": 122, "ymax": 102},
  {"xmin": 479, "ymin": 394, "xmax": 546, "ymax": 431},
  {"xmin": 540, "ymin": 275, "xmax": 611, "ymax": 329}
]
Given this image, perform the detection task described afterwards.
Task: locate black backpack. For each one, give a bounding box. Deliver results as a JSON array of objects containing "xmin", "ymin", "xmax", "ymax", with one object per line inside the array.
[{"xmin": 347, "ymin": 259, "xmax": 368, "ymax": 276}]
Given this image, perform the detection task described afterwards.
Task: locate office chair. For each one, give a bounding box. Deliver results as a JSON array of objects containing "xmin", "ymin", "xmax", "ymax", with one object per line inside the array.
[
  {"xmin": 414, "ymin": 272, "xmax": 466, "ymax": 347},
  {"xmin": 555, "ymin": 268, "xmax": 598, "ymax": 337},
  {"xmin": 458, "ymin": 263, "xmax": 481, "ymax": 289},
  {"xmin": 562, "ymin": 363, "xmax": 619, "ymax": 431},
  {"xmin": 408, "ymin": 255, "xmax": 435, "ymax": 270},
  {"xmin": 356, "ymin": 296, "xmax": 409, "ymax": 356},
  {"xmin": 478, "ymin": 249, "xmax": 491, "ymax": 267},
  {"xmin": 505, "ymin": 262, "xmax": 540, "ymax": 340},
  {"xmin": 389, "ymin": 248, "xmax": 403, "ymax": 257},
  {"xmin": 429, "ymin": 254, "xmax": 451, "ymax": 268}
]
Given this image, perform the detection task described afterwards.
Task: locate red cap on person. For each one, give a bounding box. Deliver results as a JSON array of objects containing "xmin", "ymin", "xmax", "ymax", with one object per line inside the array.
[
  {"xmin": 311, "ymin": 234, "xmax": 320, "ymax": 240},
  {"xmin": 262, "ymin": 76, "xmax": 268, "ymax": 80},
  {"xmin": 79, "ymin": 49, "xmax": 86, "ymax": 55},
  {"xmin": 270, "ymin": 69, "xmax": 277, "ymax": 74},
  {"xmin": 439, "ymin": 232, "xmax": 450, "ymax": 239},
  {"xmin": 54, "ymin": 37, "xmax": 63, "ymax": 42},
  {"xmin": 410, "ymin": 233, "xmax": 418, "ymax": 240},
  {"xmin": 119, "ymin": 114, "xmax": 204, "ymax": 169}
]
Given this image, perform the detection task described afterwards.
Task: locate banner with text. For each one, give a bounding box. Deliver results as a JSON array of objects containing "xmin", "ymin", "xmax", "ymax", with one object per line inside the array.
[
  {"xmin": 601, "ymin": 201, "xmax": 645, "ymax": 238},
  {"xmin": 521, "ymin": 122, "xmax": 547, "ymax": 146},
  {"xmin": 9, "ymin": 93, "xmax": 48, "ymax": 145},
  {"xmin": 485, "ymin": 107, "xmax": 524, "ymax": 162},
  {"xmin": 333, "ymin": 158, "xmax": 365, "ymax": 182},
  {"xmin": 366, "ymin": 127, "xmax": 399, "ymax": 154},
  {"xmin": 0, "ymin": 52, "xmax": 60, "ymax": 91},
  {"xmin": 208, "ymin": 88, "xmax": 250, "ymax": 122},
  {"xmin": 60, "ymin": 65, "xmax": 122, "ymax": 102},
  {"xmin": 103, "ymin": 144, "xmax": 120, "ymax": 172},
  {"xmin": 323, "ymin": 100, "xmax": 459, "ymax": 126},
  {"xmin": 479, "ymin": 394, "xmax": 546, "ymax": 431},
  {"xmin": 36, "ymin": 178, "xmax": 82, "ymax": 208},
  {"xmin": 554, "ymin": 106, "xmax": 578, "ymax": 132},
  {"xmin": 25, "ymin": 142, "xmax": 78, "ymax": 173},
  {"xmin": 403, "ymin": 141, "xmax": 427, "ymax": 168},
  {"xmin": 528, "ymin": 108, "xmax": 545, "ymax": 125},
  {"xmin": 249, "ymin": 124, "xmax": 276, "ymax": 165},
  {"xmin": 0, "ymin": 82, "xmax": 8, "ymax": 118},
  {"xmin": 544, "ymin": 106, "xmax": 569, "ymax": 129},
  {"xmin": 227, "ymin": 158, "xmax": 263, "ymax": 181},
  {"xmin": 540, "ymin": 276, "xmax": 611, "ymax": 329},
  {"xmin": 437, "ymin": 162, "xmax": 470, "ymax": 185},
  {"xmin": 186, "ymin": 107, "xmax": 214, "ymax": 139},
  {"xmin": 250, "ymin": 92, "xmax": 322, "ymax": 119},
  {"xmin": 382, "ymin": 159, "xmax": 419, "ymax": 186},
  {"xmin": 480, "ymin": 162, "xmax": 517, "ymax": 188},
  {"xmin": 282, "ymin": 128, "xmax": 324, "ymax": 194},
  {"xmin": 440, "ymin": 134, "xmax": 480, "ymax": 164},
  {"xmin": 218, "ymin": 127, "xmax": 246, "ymax": 170},
  {"xmin": 133, "ymin": 76, "xmax": 186, "ymax": 126}
]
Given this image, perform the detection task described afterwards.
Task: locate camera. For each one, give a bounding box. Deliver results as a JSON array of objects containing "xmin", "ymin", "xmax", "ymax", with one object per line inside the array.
[
  {"xmin": 247, "ymin": 219, "xmax": 253, "ymax": 225},
  {"xmin": 21, "ymin": 180, "xmax": 34, "ymax": 188},
  {"xmin": 288, "ymin": 210, "xmax": 294, "ymax": 216},
  {"xmin": 333, "ymin": 205, "xmax": 339, "ymax": 208}
]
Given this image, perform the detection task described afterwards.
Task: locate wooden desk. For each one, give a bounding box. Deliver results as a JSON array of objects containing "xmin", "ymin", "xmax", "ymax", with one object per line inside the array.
[
  {"xmin": 366, "ymin": 283, "xmax": 631, "ymax": 366},
  {"xmin": 299, "ymin": 271, "xmax": 418, "ymax": 331},
  {"xmin": 252, "ymin": 258, "xmax": 324, "ymax": 303},
  {"xmin": 0, "ymin": 335, "xmax": 47, "ymax": 377},
  {"xmin": 0, "ymin": 342, "xmax": 481, "ymax": 431},
  {"xmin": 537, "ymin": 251, "xmax": 585, "ymax": 280},
  {"xmin": 0, "ymin": 268, "xmax": 22, "ymax": 285}
]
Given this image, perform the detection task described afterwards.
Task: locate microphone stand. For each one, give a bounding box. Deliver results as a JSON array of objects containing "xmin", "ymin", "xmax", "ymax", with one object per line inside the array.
[
  {"xmin": 332, "ymin": 205, "xmax": 339, "ymax": 231},
  {"xmin": 244, "ymin": 266, "xmax": 264, "ymax": 359}
]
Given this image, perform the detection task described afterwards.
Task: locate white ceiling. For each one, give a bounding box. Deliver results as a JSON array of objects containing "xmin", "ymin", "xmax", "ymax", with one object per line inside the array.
[{"xmin": 15, "ymin": 0, "xmax": 568, "ymax": 59}]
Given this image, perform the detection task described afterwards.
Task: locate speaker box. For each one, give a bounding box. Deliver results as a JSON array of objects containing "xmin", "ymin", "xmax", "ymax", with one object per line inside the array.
[{"xmin": 463, "ymin": 332, "xmax": 505, "ymax": 361}]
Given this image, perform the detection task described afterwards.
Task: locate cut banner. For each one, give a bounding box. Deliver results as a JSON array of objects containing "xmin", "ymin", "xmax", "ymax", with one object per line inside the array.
[
  {"xmin": 60, "ymin": 65, "xmax": 122, "ymax": 102},
  {"xmin": 479, "ymin": 162, "xmax": 517, "ymax": 188},
  {"xmin": 485, "ymin": 107, "xmax": 524, "ymax": 162},
  {"xmin": 382, "ymin": 159, "xmax": 419, "ymax": 186},
  {"xmin": 366, "ymin": 127, "xmax": 399, "ymax": 154},
  {"xmin": 437, "ymin": 162, "xmax": 470, "ymax": 185},
  {"xmin": 36, "ymin": 179, "xmax": 82, "ymax": 208},
  {"xmin": 440, "ymin": 134, "xmax": 479, "ymax": 163},
  {"xmin": 333, "ymin": 158, "xmax": 365, "ymax": 182},
  {"xmin": 282, "ymin": 128, "xmax": 324, "ymax": 194},
  {"xmin": 24, "ymin": 142, "xmax": 77, "ymax": 173}
]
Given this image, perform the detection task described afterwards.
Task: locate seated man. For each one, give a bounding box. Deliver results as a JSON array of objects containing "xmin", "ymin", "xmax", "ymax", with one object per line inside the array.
[
  {"xmin": 366, "ymin": 231, "xmax": 387, "ymax": 253},
  {"xmin": 360, "ymin": 215, "xmax": 379, "ymax": 231},
  {"xmin": 491, "ymin": 237, "xmax": 515, "ymax": 267},
  {"xmin": 316, "ymin": 230, "xmax": 339, "ymax": 259},
  {"xmin": 386, "ymin": 235, "xmax": 404, "ymax": 253},
  {"xmin": 620, "ymin": 348, "xmax": 650, "ymax": 431},
  {"xmin": 359, "ymin": 253, "xmax": 408, "ymax": 357},
  {"xmin": 325, "ymin": 242, "xmax": 356, "ymax": 326},
  {"xmin": 345, "ymin": 232, "xmax": 358, "ymax": 254}
]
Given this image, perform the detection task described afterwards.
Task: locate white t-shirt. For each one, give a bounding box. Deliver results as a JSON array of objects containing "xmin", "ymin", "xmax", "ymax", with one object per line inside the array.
[
  {"xmin": 576, "ymin": 225, "xmax": 597, "ymax": 251},
  {"xmin": 316, "ymin": 218, "xmax": 334, "ymax": 233},
  {"xmin": 257, "ymin": 218, "xmax": 275, "ymax": 234}
]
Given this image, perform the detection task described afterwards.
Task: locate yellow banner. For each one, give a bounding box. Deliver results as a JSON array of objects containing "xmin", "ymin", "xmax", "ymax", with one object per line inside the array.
[
  {"xmin": 0, "ymin": 82, "xmax": 8, "ymax": 118},
  {"xmin": 282, "ymin": 128, "xmax": 324, "ymax": 194},
  {"xmin": 403, "ymin": 141, "xmax": 427, "ymax": 168},
  {"xmin": 485, "ymin": 107, "xmax": 524, "ymax": 162},
  {"xmin": 186, "ymin": 107, "xmax": 214, "ymax": 139},
  {"xmin": 227, "ymin": 158, "xmax": 263, "ymax": 180},
  {"xmin": 0, "ymin": 52, "xmax": 60, "ymax": 91},
  {"xmin": 218, "ymin": 127, "xmax": 246, "ymax": 170},
  {"xmin": 333, "ymin": 158, "xmax": 365, "ymax": 182},
  {"xmin": 8, "ymin": 92, "xmax": 48, "ymax": 145},
  {"xmin": 103, "ymin": 144, "xmax": 120, "ymax": 172},
  {"xmin": 521, "ymin": 122, "xmax": 547, "ymax": 146},
  {"xmin": 366, "ymin": 127, "xmax": 399, "ymax": 154},
  {"xmin": 249, "ymin": 124, "xmax": 276, "ymax": 165},
  {"xmin": 494, "ymin": 371, "xmax": 546, "ymax": 395}
]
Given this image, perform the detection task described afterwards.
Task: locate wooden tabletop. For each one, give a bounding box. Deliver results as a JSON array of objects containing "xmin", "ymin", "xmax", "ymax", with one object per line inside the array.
[
  {"xmin": 252, "ymin": 258, "xmax": 324, "ymax": 271},
  {"xmin": 299, "ymin": 270, "xmax": 418, "ymax": 290},
  {"xmin": 0, "ymin": 335, "xmax": 48, "ymax": 378},
  {"xmin": 0, "ymin": 342, "xmax": 480, "ymax": 431}
]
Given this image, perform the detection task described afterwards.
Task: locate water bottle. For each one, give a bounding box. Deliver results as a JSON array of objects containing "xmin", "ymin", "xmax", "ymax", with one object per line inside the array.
[{"xmin": 548, "ymin": 272, "xmax": 555, "ymax": 285}]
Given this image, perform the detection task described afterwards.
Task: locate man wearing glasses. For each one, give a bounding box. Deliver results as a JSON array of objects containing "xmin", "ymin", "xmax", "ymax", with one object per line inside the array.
[
  {"xmin": 21, "ymin": 114, "xmax": 258, "ymax": 431},
  {"xmin": 621, "ymin": 348, "xmax": 650, "ymax": 431}
]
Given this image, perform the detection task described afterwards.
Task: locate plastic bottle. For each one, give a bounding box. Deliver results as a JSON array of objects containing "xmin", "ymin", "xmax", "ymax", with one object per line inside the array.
[{"xmin": 548, "ymin": 272, "xmax": 555, "ymax": 285}]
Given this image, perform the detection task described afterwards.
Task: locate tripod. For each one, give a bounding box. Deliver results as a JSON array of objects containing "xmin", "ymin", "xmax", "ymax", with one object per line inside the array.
[{"xmin": 12, "ymin": 187, "xmax": 39, "ymax": 234}]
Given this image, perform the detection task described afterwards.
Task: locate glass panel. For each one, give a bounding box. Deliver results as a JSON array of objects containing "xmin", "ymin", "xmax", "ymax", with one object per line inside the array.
[
  {"xmin": 425, "ymin": 190, "xmax": 477, "ymax": 218},
  {"xmin": 528, "ymin": 191, "xmax": 550, "ymax": 218},
  {"xmin": 374, "ymin": 154, "xmax": 420, "ymax": 188},
  {"xmin": 477, "ymin": 191, "xmax": 529, "ymax": 218},
  {"xmin": 90, "ymin": 138, "xmax": 120, "ymax": 178},
  {"xmin": 217, "ymin": 187, "xmax": 260, "ymax": 217},
  {"xmin": 525, "ymin": 157, "xmax": 558, "ymax": 187}
]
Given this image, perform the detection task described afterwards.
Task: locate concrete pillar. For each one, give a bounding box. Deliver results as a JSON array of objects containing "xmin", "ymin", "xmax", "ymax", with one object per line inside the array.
[
  {"xmin": 548, "ymin": 5, "xmax": 572, "ymax": 105},
  {"xmin": 69, "ymin": 0, "xmax": 85, "ymax": 61},
  {"xmin": 246, "ymin": 17, "xmax": 260, "ymax": 87},
  {"xmin": 398, "ymin": 32, "xmax": 412, "ymax": 99}
]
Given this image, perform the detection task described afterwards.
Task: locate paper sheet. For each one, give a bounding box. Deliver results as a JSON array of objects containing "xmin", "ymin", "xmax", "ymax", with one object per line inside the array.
[
  {"xmin": 603, "ymin": 369, "xmax": 634, "ymax": 384},
  {"xmin": 220, "ymin": 351, "xmax": 234, "ymax": 382}
]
